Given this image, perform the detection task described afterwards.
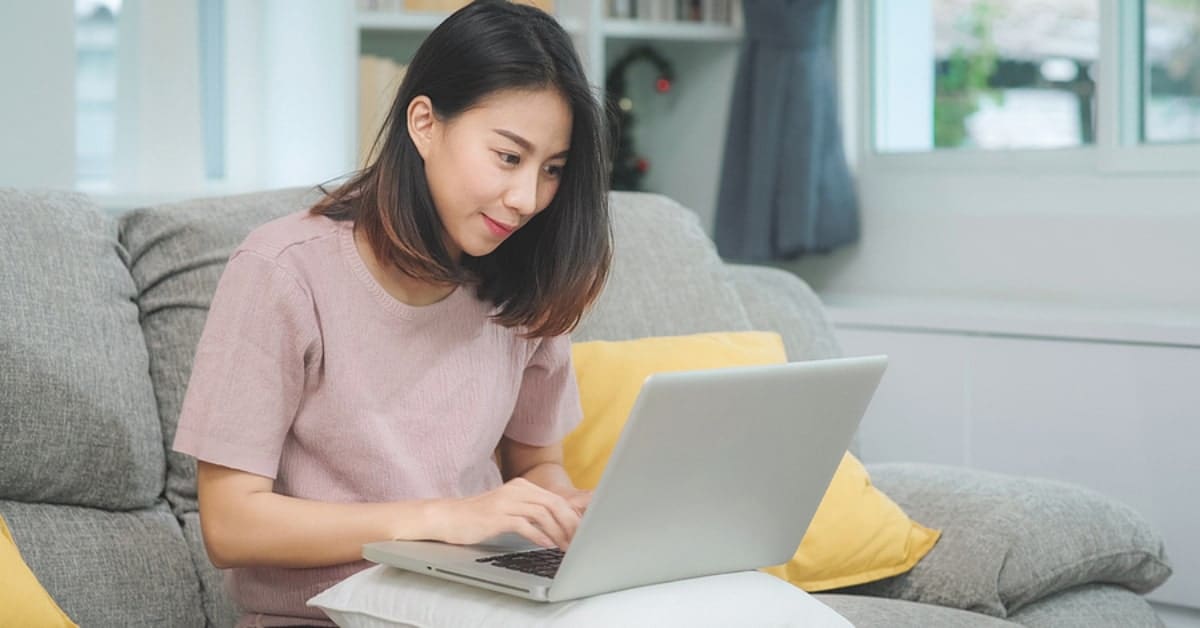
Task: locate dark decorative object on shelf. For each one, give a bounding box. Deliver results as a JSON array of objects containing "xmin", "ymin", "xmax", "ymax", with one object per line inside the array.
[{"xmin": 605, "ymin": 45, "xmax": 674, "ymax": 191}]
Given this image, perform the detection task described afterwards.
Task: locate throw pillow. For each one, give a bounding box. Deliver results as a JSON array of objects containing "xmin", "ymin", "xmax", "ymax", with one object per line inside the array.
[
  {"xmin": 0, "ymin": 515, "xmax": 78, "ymax": 628},
  {"xmin": 565, "ymin": 331, "xmax": 940, "ymax": 591},
  {"xmin": 308, "ymin": 564, "xmax": 853, "ymax": 628},
  {"xmin": 841, "ymin": 463, "xmax": 1172, "ymax": 617}
]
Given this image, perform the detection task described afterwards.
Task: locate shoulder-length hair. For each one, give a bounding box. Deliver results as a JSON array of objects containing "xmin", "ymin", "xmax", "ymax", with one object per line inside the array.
[{"xmin": 311, "ymin": 0, "xmax": 613, "ymax": 338}]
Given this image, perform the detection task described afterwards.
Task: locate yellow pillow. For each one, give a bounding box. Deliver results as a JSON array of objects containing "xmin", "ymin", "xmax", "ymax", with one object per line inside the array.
[
  {"xmin": 565, "ymin": 331, "xmax": 940, "ymax": 592},
  {"xmin": 0, "ymin": 515, "xmax": 79, "ymax": 628}
]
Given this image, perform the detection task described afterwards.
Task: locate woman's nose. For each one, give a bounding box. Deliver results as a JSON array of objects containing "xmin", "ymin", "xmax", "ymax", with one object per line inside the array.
[{"xmin": 504, "ymin": 169, "xmax": 539, "ymax": 216}]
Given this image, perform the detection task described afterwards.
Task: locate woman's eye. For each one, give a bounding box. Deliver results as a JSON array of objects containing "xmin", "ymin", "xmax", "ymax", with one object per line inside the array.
[
  {"xmin": 545, "ymin": 164, "xmax": 564, "ymax": 178},
  {"xmin": 497, "ymin": 152, "xmax": 520, "ymax": 166}
]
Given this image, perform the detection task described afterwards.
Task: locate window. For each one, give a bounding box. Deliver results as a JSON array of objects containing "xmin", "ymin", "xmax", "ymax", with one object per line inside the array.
[
  {"xmin": 1143, "ymin": 0, "xmax": 1200, "ymax": 144},
  {"xmin": 871, "ymin": 0, "xmax": 1200, "ymax": 158},
  {"xmin": 875, "ymin": 0, "xmax": 1100, "ymax": 153},
  {"xmin": 75, "ymin": 0, "xmax": 120, "ymax": 186},
  {"xmin": 74, "ymin": 0, "xmax": 226, "ymax": 192}
]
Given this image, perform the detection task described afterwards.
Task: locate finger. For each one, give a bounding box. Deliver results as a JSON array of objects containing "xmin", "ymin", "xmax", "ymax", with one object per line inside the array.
[
  {"xmin": 567, "ymin": 491, "xmax": 592, "ymax": 513},
  {"xmin": 508, "ymin": 516, "xmax": 557, "ymax": 549},
  {"xmin": 516, "ymin": 483, "xmax": 584, "ymax": 536},
  {"xmin": 512, "ymin": 500, "xmax": 573, "ymax": 550},
  {"xmin": 542, "ymin": 496, "xmax": 584, "ymax": 546},
  {"xmin": 509, "ymin": 481, "xmax": 583, "ymax": 545}
]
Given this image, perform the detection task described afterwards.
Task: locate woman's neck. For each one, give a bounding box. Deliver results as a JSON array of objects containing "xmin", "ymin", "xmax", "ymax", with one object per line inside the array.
[{"xmin": 353, "ymin": 227, "xmax": 457, "ymax": 307}]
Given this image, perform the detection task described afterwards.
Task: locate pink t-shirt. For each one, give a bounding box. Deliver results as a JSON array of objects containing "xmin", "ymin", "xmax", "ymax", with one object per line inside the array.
[{"xmin": 173, "ymin": 210, "xmax": 582, "ymax": 626}]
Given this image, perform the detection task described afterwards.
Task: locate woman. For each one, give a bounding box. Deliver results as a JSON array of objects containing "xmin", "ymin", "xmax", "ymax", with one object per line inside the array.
[{"xmin": 173, "ymin": 1, "xmax": 613, "ymax": 625}]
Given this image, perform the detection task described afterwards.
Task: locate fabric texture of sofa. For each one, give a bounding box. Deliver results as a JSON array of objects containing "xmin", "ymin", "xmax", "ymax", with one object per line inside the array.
[{"xmin": 0, "ymin": 186, "xmax": 1171, "ymax": 627}]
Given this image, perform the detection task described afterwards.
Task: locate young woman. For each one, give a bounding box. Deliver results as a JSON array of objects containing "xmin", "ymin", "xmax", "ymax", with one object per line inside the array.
[{"xmin": 173, "ymin": 2, "xmax": 613, "ymax": 625}]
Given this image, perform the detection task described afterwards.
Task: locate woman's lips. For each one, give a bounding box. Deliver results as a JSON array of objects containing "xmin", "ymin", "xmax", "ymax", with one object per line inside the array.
[{"xmin": 482, "ymin": 214, "xmax": 516, "ymax": 237}]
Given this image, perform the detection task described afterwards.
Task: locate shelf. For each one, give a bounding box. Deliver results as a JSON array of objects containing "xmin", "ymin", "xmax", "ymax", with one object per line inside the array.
[
  {"xmin": 357, "ymin": 11, "xmax": 582, "ymax": 35},
  {"xmin": 357, "ymin": 11, "xmax": 444, "ymax": 32},
  {"xmin": 603, "ymin": 19, "xmax": 741, "ymax": 42}
]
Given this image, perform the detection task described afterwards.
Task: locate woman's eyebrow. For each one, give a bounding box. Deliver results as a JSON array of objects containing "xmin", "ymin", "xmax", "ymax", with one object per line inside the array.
[{"xmin": 492, "ymin": 129, "xmax": 569, "ymax": 159}]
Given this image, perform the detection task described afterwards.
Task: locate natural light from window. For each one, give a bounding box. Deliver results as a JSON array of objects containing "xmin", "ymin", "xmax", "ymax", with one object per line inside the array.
[
  {"xmin": 875, "ymin": 0, "xmax": 1200, "ymax": 154},
  {"xmin": 875, "ymin": 0, "xmax": 1100, "ymax": 152},
  {"xmin": 1143, "ymin": 0, "xmax": 1200, "ymax": 143},
  {"xmin": 76, "ymin": 0, "xmax": 120, "ymax": 186}
]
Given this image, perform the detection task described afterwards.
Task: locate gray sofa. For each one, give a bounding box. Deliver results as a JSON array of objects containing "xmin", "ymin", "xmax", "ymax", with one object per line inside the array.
[{"xmin": 0, "ymin": 186, "xmax": 1171, "ymax": 627}]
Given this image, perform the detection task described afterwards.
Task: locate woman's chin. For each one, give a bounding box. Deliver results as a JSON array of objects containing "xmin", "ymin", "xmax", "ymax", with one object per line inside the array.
[{"xmin": 458, "ymin": 239, "xmax": 503, "ymax": 259}]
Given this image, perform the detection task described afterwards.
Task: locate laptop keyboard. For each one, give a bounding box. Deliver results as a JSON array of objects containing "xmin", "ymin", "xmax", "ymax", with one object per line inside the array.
[{"xmin": 476, "ymin": 548, "xmax": 564, "ymax": 578}]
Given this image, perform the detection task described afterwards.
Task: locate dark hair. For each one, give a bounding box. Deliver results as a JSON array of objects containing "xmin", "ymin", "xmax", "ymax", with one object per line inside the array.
[{"xmin": 311, "ymin": 0, "xmax": 612, "ymax": 338}]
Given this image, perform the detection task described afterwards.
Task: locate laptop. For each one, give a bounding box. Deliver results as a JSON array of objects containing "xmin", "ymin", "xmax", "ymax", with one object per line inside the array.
[{"xmin": 363, "ymin": 354, "xmax": 888, "ymax": 602}]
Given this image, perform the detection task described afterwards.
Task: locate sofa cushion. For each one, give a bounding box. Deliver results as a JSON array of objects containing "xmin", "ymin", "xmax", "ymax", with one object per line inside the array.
[
  {"xmin": 0, "ymin": 188, "xmax": 164, "ymax": 510},
  {"xmin": 118, "ymin": 187, "xmax": 321, "ymax": 514},
  {"xmin": 725, "ymin": 263, "xmax": 843, "ymax": 362},
  {"xmin": 0, "ymin": 500, "xmax": 206, "ymax": 628},
  {"xmin": 180, "ymin": 511, "xmax": 239, "ymax": 628},
  {"xmin": 814, "ymin": 594, "xmax": 1021, "ymax": 628},
  {"xmin": 1006, "ymin": 583, "xmax": 1165, "ymax": 628},
  {"xmin": 840, "ymin": 463, "xmax": 1172, "ymax": 617},
  {"xmin": 573, "ymin": 192, "xmax": 753, "ymax": 342}
]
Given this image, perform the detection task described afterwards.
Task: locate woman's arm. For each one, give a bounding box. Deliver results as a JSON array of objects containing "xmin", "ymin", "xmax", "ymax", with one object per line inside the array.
[
  {"xmin": 498, "ymin": 437, "xmax": 592, "ymax": 513},
  {"xmin": 198, "ymin": 458, "xmax": 585, "ymax": 569},
  {"xmin": 197, "ymin": 461, "xmax": 437, "ymax": 569}
]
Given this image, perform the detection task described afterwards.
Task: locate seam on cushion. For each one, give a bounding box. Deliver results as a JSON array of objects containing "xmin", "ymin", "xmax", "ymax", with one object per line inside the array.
[{"xmin": 1003, "ymin": 547, "xmax": 1170, "ymax": 613}]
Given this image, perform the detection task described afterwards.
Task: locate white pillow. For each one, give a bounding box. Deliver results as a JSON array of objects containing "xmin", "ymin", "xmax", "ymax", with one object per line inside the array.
[{"xmin": 308, "ymin": 565, "xmax": 854, "ymax": 628}]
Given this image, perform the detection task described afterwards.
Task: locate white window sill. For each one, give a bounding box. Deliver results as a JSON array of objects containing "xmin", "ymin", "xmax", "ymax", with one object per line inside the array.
[{"xmin": 821, "ymin": 293, "xmax": 1200, "ymax": 348}]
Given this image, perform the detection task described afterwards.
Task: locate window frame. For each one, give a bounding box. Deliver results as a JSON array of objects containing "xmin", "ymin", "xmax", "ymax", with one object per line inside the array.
[{"xmin": 844, "ymin": 0, "xmax": 1200, "ymax": 176}]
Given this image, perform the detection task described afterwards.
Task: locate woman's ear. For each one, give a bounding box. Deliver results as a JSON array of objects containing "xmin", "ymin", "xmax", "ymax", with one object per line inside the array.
[{"xmin": 407, "ymin": 95, "xmax": 437, "ymax": 160}]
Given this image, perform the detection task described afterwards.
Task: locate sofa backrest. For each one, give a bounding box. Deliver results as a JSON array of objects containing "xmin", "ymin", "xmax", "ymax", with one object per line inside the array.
[
  {"xmin": 573, "ymin": 192, "xmax": 754, "ymax": 341},
  {"xmin": 0, "ymin": 188, "xmax": 165, "ymax": 511},
  {"xmin": 119, "ymin": 187, "xmax": 322, "ymax": 515}
]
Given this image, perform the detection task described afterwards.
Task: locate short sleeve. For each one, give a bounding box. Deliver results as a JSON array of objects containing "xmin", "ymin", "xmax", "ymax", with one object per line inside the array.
[
  {"xmin": 504, "ymin": 334, "xmax": 584, "ymax": 447},
  {"xmin": 173, "ymin": 250, "xmax": 319, "ymax": 479}
]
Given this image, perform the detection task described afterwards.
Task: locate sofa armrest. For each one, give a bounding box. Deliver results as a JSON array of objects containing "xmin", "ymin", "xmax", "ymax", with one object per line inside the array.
[
  {"xmin": 724, "ymin": 263, "xmax": 842, "ymax": 362},
  {"xmin": 1006, "ymin": 583, "xmax": 1165, "ymax": 628},
  {"xmin": 840, "ymin": 463, "xmax": 1172, "ymax": 618}
]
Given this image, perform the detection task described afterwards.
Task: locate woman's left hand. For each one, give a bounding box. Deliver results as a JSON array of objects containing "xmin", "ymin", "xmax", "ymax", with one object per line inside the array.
[{"xmin": 552, "ymin": 487, "xmax": 592, "ymax": 515}]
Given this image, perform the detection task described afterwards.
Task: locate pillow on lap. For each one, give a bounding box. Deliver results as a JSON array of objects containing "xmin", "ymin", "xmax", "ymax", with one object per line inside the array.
[
  {"xmin": 566, "ymin": 331, "xmax": 939, "ymax": 591},
  {"xmin": 308, "ymin": 564, "xmax": 853, "ymax": 628}
]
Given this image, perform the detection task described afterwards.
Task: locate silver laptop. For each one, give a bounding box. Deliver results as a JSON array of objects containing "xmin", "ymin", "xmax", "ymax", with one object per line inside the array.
[{"xmin": 363, "ymin": 354, "xmax": 888, "ymax": 602}]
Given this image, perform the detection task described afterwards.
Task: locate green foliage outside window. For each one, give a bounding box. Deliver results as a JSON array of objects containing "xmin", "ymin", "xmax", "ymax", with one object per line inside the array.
[{"xmin": 935, "ymin": 1, "xmax": 1004, "ymax": 148}]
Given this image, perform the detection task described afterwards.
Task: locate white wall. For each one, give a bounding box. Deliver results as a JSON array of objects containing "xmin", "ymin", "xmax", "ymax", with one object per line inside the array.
[
  {"xmin": 0, "ymin": 1, "xmax": 75, "ymax": 188},
  {"xmin": 259, "ymin": 0, "xmax": 356, "ymax": 189},
  {"xmin": 788, "ymin": 170, "xmax": 1200, "ymax": 311}
]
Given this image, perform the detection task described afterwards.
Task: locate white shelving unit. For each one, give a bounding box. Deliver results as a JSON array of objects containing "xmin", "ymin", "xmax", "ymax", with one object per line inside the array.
[
  {"xmin": 602, "ymin": 18, "xmax": 741, "ymax": 42},
  {"xmin": 350, "ymin": 0, "xmax": 742, "ymax": 232}
]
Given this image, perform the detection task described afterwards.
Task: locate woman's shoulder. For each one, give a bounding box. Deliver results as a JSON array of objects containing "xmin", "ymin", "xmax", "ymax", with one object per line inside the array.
[{"xmin": 237, "ymin": 209, "xmax": 346, "ymax": 264}]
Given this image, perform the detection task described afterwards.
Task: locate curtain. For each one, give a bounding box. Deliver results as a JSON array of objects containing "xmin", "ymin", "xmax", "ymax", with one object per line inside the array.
[{"xmin": 714, "ymin": 0, "xmax": 859, "ymax": 262}]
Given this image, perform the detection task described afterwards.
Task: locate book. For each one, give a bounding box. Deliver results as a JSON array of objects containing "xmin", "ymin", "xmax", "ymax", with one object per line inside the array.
[
  {"xmin": 401, "ymin": 0, "xmax": 555, "ymax": 12},
  {"xmin": 358, "ymin": 55, "xmax": 408, "ymax": 168}
]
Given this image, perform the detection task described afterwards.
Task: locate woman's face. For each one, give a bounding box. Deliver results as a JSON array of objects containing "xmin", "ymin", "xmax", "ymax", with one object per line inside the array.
[{"xmin": 409, "ymin": 87, "xmax": 573, "ymax": 260}]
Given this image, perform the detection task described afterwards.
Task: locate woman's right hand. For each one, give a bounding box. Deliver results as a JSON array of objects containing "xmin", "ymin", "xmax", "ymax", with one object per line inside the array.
[{"xmin": 430, "ymin": 478, "xmax": 584, "ymax": 550}]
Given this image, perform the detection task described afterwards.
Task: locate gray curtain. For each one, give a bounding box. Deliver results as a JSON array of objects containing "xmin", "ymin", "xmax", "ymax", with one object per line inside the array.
[{"xmin": 714, "ymin": 0, "xmax": 859, "ymax": 262}]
